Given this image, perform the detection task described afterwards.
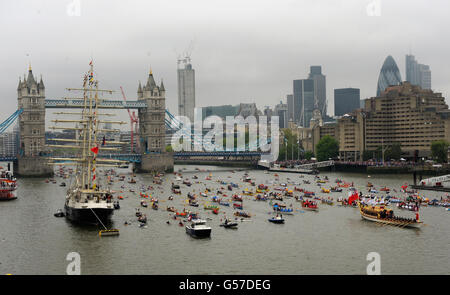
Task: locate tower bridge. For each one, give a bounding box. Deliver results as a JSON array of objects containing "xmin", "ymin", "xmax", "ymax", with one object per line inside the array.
[
  {"xmin": 7, "ymin": 65, "xmax": 267, "ymax": 176},
  {"xmin": 13, "ymin": 65, "xmax": 173, "ymax": 176}
]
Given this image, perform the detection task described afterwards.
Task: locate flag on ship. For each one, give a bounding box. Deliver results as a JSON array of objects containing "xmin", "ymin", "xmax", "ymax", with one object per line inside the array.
[{"xmin": 91, "ymin": 146, "xmax": 99, "ymax": 154}]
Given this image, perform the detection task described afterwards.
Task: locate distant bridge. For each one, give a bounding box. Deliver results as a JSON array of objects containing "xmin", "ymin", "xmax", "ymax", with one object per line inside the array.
[
  {"xmin": 7, "ymin": 151, "xmax": 268, "ymax": 165},
  {"xmin": 44, "ymin": 99, "xmax": 147, "ymax": 109}
]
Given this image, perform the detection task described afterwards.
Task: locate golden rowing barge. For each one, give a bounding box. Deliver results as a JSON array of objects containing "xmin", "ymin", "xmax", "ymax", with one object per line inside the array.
[{"xmin": 359, "ymin": 203, "xmax": 422, "ymax": 228}]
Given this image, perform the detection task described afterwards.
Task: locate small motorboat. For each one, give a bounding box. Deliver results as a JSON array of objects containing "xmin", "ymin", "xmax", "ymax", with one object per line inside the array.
[
  {"xmin": 59, "ymin": 182, "xmax": 66, "ymax": 187},
  {"xmin": 189, "ymin": 200, "xmax": 199, "ymax": 207},
  {"xmin": 220, "ymin": 219, "xmax": 238, "ymax": 229},
  {"xmin": 54, "ymin": 209, "xmax": 65, "ymax": 217},
  {"xmin": 141, "ymin": 200, "xmax": 148, "ymax": 207},
  {"xmin": 268, "ymin": 215, "xmax": 285, "ymax": 224},
  {"xmin": 185, "ymin": 219, "xmax": 212, "ymax": 238},
  {"xmin": 138, "ymin": 214, "xmax": 147, "ymax": 223}
]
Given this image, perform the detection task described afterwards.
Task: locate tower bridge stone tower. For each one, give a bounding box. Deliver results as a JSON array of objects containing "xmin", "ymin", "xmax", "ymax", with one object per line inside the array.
[
  {"xmin": 15, "ymin": 65, "xmax": 53, "ymax": 176},
  {"xmin": 135, "ymin": 70, "xmax": 173, "ymax": 173}
]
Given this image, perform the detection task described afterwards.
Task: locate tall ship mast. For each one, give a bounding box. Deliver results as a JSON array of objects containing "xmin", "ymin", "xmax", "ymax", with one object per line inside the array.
[{"xmin": 48, "ymin": 62, "xmax": 126, "ymax": 224}]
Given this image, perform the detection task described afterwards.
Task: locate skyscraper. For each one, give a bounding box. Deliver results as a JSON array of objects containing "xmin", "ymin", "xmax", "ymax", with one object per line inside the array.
[
  {"xmin": 293, "ymin": 79, "xmax": 315, "ymax": 127},
  {"xmin": 406, "ymin": 54, "xmax": 432, "ymax": 90},
  {"xmin": 274, "ymin": 101, "xmax": 288, "ymax": 129},
  {"xmin": 334, "ymin": 88, "xmax": 360, "ymax": 116},
  {"xmin": 308, "ymin": 66, "xmax": 326, "ymax": 116},
  {"xmin": 177, "ymin": 57, "xmax": 196, "ymax": 122},
  {"xmin": 286, "ymin": 94, "xmax": 294, "ymax": 122},
  {"xmin": 376, "ymin": 55, "xmax": 402, "ymax": 96}
]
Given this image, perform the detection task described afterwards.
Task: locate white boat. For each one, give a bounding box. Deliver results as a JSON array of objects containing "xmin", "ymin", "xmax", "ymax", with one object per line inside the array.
[{"xmin": 185, "ymin": 219, "xmax": 211, "ymax": 238}]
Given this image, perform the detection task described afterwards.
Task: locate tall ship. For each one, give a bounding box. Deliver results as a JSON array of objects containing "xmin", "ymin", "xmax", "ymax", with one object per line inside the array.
[
  {"xmin": 48, "ymin": 62, "xmax": 126, "ymax": 224},
  {"xmin": 0, "ymin": 169, "xmax": 17, "ymax": 201}
]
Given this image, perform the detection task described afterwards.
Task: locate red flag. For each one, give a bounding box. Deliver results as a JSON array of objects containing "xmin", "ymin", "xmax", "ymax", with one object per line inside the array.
[
  {"xmin": 348, "ymin": 191, "xmax": 359, "ymax": 204},
  {"xmin": 90, "ymin": 146, "xmax": 99, "ymax": 154},
  {"xmin": 89, "ymin": 60, "xmax": 93, "ymax": 65}
]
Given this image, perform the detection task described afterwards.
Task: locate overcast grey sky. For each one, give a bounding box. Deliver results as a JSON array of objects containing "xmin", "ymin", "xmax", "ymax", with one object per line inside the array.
[{"xmin": 1, "ymin": 0, "xmax": 449, "ymax": 130}]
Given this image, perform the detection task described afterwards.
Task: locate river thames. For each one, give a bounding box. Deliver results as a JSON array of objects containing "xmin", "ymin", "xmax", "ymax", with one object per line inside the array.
[{"xmin": 0, "ymin": 165, "xmax": 448, "ymax": 275}]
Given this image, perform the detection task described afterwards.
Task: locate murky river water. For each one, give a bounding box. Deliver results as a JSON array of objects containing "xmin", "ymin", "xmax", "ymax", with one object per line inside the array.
[{"xmin": 0, "ymin": 165, "xmax": 448, "ymax": 275}]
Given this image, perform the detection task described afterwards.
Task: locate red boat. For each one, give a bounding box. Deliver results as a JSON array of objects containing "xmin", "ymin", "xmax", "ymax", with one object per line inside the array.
[
  {"xmin": 0, "ymin": 170, "xmax": 17, "ymax": 201},
  {"xmin": 301, "ymin": 200, "xmax": 319, "ymax": 211},
  {"xmin": 232, "ymin": 195, "xmax": 243, "ymax": 202}
]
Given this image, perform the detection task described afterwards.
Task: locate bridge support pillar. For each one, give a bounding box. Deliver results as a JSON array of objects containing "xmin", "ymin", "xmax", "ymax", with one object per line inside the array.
[
  {"xmin": 14, "ymin": 156, "xmax": 53, "ymax": 177},
  {"xmin": 135, "ymin": 153, "xmax": 174, "ymax": 174}
]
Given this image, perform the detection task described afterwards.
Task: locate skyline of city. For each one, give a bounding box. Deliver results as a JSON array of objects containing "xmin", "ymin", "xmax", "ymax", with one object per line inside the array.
[
  {"xmin": 1, "ymin": 1, "xmax": 449, "ymax": 131},
  {"xmin": 2, "ymin": 51, "xmax": 439, "ymax": 135}
]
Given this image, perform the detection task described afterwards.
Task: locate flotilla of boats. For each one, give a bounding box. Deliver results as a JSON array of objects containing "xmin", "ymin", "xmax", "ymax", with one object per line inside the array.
[
  {"xmin": 19, "ymin": 136, "xmax": 447, "ymax": 241},
  {"xmin": 44, "ymin": 164, "xmax": 449, "ymax": 233}
]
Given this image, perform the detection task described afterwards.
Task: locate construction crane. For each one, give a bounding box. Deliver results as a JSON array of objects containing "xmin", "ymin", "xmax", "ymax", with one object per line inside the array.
[{"xmin": 120, "ymin": 86, "xmax": 139, "ymax": 153}]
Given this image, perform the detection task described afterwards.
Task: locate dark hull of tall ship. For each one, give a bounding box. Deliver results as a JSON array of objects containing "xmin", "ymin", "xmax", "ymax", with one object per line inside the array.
[{"xmin": 64, "ymin": 204, "xmax": 114, "ymax": 225}]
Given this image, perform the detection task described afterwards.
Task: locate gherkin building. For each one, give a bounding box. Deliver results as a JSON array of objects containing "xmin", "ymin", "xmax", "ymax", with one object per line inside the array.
[{"xmin": 376, "ymin": 55, "xmax": 402, "ymax": 96}]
